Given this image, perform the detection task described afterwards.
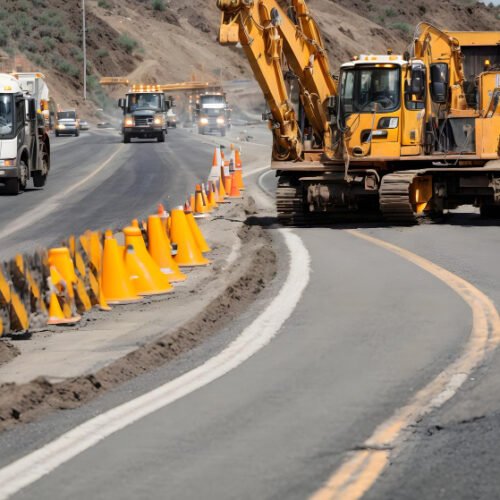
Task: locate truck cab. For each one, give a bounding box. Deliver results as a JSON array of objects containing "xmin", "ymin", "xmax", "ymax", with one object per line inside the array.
[
  {"xmin": 118, "ymin": 85, "xmax": 171, "ymax": 143},
  {"xmin": 0, "ymin": 74, "xmax": 50, "ymax": 194},
  {"xmin": 197, "ymin": 93, "xmax": 230, "ymax": 136}
]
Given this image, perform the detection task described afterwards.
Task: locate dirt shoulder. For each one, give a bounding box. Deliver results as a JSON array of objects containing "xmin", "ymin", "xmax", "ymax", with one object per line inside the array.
[{"xmin": 0, "ymin": 194, "xmax": 277, "ymax": 432}]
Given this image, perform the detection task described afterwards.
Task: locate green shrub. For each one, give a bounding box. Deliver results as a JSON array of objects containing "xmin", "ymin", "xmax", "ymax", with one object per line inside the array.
[
  {"xmin": 117, "ymin": 33, "xmax": 138, "ymax": 54},
  {"xmin": 96, "ymin": 48, "xmax": 109, "ymax": 58},
  {"xmin": 55, "ymin": 58, "xmax": 80, "ymax": 78},
  {"xmin": 384, "ymin": 8, "xmax": 397, "ymax": 17},
  {"xmin": 0, "ymin": 26, "xmax": 9, "ymax": 47},
  {"xmin": 98, "ymin": 0, "xmax": 112, "ymax": 8},
  {"xmin": 152, "ymin": 0, "xmax": 165, "ymax": 11},
  {"xmin": 390, "ymin": 21, "xmax": 412, "ymax": 35},
  {"xmin": 42, "ymin": 36, "xmax": 56, "ymax": 51}
]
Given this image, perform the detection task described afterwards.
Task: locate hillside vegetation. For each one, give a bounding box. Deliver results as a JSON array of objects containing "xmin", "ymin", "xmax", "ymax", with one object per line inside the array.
[{"xmin": 0, "ymin": 0, "xmax": 498, "ymax": 114}]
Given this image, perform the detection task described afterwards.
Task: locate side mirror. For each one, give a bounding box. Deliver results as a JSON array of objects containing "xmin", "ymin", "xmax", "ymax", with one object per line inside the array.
[
  {"xmin": 410, "ymin": 62, "xmax": 426, "ymax": 100},
  {"xmin": 118, "ymin": 98, "xmax": 125, "ymax": 109},
  {"xmin": 430, "ymin": 63, "xmax": 449, "ymax": 104},
  {"xmin": 28, "ymin": 99, "xmax": 36, "ymax": 121}
]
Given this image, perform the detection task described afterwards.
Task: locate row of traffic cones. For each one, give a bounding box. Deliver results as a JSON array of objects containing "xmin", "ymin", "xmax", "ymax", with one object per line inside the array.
[
  {"xmin": 189, "ymin": 144, "xmax": 245, "ymax": 218},
  {"xmin": 0, "ymin": 145, "xmax": 245, "ymax": 334},
  {"xmin": 46, "ymin": 204, "xmax": 213, "ymax": 324}
]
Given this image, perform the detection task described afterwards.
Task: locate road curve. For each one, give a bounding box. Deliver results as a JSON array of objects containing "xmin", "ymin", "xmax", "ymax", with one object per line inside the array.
[{"xmin": 0, "ymin": 128, "xmax": 499, "ymax": 499}]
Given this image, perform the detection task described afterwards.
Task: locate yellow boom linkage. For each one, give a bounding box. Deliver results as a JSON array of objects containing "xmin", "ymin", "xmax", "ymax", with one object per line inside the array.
[{"xmin": 217, "ymin": 0, "xmax": 337, "ymax": 160}]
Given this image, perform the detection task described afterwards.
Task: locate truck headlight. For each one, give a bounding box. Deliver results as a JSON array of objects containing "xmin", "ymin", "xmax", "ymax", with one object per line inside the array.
[
  {"xmin": 124, "ymin": 117, "xmax": 134, "ymax": 127},
  {"xmin": 58, "ymin": 124, "xmax": 66, "ymax": 130},
  {"xmin": 0, "ymin": 159, "xmax": 16, "ymax": 167},
  {"xmin": 216, "ymin": 117, "xmax": 225, "ymax": 125},
  {"xmin": 200, "ymin": 117, "xmax": 209, "ymax": 125},
  {"xmin": 153, "ymin": 116, "xmax": 163, "ymax": 126}
]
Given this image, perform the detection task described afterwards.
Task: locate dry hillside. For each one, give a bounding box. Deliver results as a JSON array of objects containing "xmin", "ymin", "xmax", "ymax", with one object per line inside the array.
[{"xmin": 0, "ymin": 0, "xmax": 499, "ymax": 116}]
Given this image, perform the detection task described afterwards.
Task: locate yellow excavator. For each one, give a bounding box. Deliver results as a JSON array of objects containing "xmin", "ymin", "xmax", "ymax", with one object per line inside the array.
[{"xmin": 217, "ymin": 0, "xmax": 500, "ymax": 223}]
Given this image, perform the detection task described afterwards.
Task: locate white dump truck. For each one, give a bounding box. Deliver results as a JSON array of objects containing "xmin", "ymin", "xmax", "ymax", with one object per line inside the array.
[{"xmin": 0, "ymin": 74, "xmax": 50, "ymax": 194}]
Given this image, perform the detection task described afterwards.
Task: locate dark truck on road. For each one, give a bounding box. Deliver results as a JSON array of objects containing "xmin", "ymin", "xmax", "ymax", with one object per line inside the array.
[
  {"xmin": 118, "ymin": 85, "xmax": 172, "ymax": 143},
  {"xmin": 196, "ymin": 93, "xmax": 231, "ymax": 136}
]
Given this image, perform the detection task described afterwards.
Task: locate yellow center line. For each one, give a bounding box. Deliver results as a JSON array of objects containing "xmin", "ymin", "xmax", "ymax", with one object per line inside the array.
[{"xmin": 310, "ymin": 229, "xmax": 500, "ymax": 500}]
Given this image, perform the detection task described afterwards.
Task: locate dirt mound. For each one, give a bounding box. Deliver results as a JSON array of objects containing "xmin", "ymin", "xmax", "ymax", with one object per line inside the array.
[
  {"xmin": 0, "ymin": 217, "xmax": 277, "ymax": 433},
  {"xmin": 0, "ymin": 341, "xmax": 19, "ymax": 368}
]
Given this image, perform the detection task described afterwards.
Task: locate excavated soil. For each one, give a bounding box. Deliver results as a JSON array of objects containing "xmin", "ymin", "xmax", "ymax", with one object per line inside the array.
[
  {"xmin": 0, "ymin": 221, "xmax": 277, "ymax": 432},
  {"xmin": 0, "ymin": 342, "xmax": 19, "ymax": 368}
]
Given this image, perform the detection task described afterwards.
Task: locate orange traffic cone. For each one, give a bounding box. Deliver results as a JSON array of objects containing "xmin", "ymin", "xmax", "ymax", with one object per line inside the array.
[
  {"xmin": 170, "ymin": 207, "xmax": 210, "ymax": 267},
  {"xmin": 234, "ymin": 148, "xmax": 245, "ymax": 190},
  {"xmin": 189, "ymin": 193, "xmax": 195, "ymax": 211},
  {"xmin": 47, "ymin": 292, "xmax": 80, "ymax": 325},
  {"xmin": 123, "ymin": 226, "xmax": 173, "ymax": 295},
  {"xmin": 228, "ymin": 173, "xmax": 243, "ymax": 198},
  {"xmin": 207, "ymin": 182, "xmax": 218, "ymax": 210},
  {"xmin": 157, "ymin": 203, "xmax": 166, "ymax": 216},
  {"xmin": 218, "ymin": 175, "xmax": 230, "ymax": 203},
  {"xmin": 147, "ymin": 215, "xmax": 186, "ymax": 282},
  {"xmin": 208, "ymin": 147, "xmax": 223, "ymax": 184},
  {"xmin": 101, "ymin": 233, "xmax": 142, "ymax": 304},
  {"xmin": 194, "ymin": 184, "xmax": 209, "ymax": 217},
  {"xmin": 186, "ymin": 212, "xmax": 211, "ymax": 254}
]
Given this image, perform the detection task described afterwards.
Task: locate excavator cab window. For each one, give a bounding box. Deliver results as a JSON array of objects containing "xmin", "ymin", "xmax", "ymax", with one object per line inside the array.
[{"xmin": 339, "ymin": 66, "xmax": 401, "ymax": 120}]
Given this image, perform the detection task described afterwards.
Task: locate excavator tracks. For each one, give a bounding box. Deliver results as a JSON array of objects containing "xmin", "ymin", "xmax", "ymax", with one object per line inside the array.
[
  {"xmin": 276, "ymin": 181, "xmax": 308, "ymax": 226},
  {"xmin": 379, "ymin": 171, "xmax": 422, "ymax": 224}
]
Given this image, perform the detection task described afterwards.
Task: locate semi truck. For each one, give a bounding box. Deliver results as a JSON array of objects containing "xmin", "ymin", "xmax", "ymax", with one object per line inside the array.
[
  {"xmin": 196, "ymin": 93, "xmax": 230, "ymax": 136},
  {"xmin": 0, "ymin": 74, "xmax": 50, "ymax": 195},
  {"xmin": 118, "ymin": 85, "xmax": 172, "ymax": 143}
]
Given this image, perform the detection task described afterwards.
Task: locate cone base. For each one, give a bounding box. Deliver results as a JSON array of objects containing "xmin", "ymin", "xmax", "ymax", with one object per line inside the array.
[
  {"xmin": 48, "ymin": 314, "xmax": 82, "ymax": 326},
  {"xmin": 106, "ymin": 297, "xmax": 143, "ymax": 305},
  {"xmin": 227, "ymin": 195, "xmax": 243, "ymax": 199},
  {"xmin": 164, "ymin": 272, "xmax": 187, "ymax": 282},
  {"xmin": 177, "ymin": 259, "xmax": 211, "ymax": 268},
  {"xmin": 194, "ymin": 213, "xmax": 209, "ymax": 219},
  {"xmin": 139, "ymin": 288, "xmax": 173, "ymax": 297},
  {"xmin": 99, "ymin": 304, "xmax": 113, "ymax": 312}
]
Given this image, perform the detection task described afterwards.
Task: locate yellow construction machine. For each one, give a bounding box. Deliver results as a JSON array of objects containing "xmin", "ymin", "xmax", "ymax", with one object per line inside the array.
[{"xmin": 217, "ymin": 0, "xmax": 500, "ymax": 223}]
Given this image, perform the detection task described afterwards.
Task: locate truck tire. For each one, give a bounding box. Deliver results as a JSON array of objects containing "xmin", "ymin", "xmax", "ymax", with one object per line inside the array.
[
  {"xmin": 55, "ymin": 131, "xmax": 60, "ymax": 137},
  {"xmin": 33, "ymin": 154, "xmax": 49, "ymax": 188},
  {"xmin": 75, "ymin": 129, "xmax": 80, "ymax": 137},
  {"xmin": 124, "ymin": 134, "xmax": 131, "ymax": 144},
  {"xmin": 220, "ymin": 127, "xmax": 226, "ymax": 137},
  {"xmin": 158, "ymin": 132, "xmax": 165, "ymax": 143},
  {"xmin": 5, "ymin": 178, "xmax": 20, "ymax": 195}
]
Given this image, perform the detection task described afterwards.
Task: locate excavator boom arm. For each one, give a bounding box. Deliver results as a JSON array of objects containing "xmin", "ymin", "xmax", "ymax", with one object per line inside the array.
[{"xmin": 217, "ymin": 0, "xmax": 338, "ymax": 159}]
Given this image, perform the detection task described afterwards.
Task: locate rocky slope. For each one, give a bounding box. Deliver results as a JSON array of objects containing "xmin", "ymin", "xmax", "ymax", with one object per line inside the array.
[{"xmin": 0, "ymin": 0, "xmax": 498, "ymax": 115}]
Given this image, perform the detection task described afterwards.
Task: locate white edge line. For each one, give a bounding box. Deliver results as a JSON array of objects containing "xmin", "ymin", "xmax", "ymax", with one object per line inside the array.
[{"xmin": 0, "ymin": 228, "xmax": 310, "ymax": 500}]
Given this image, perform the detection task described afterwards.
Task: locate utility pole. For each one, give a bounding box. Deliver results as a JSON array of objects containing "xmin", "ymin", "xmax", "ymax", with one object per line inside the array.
[{"xmin": 82, "ymin": 0, "xmax": 87, "ymax": 100}]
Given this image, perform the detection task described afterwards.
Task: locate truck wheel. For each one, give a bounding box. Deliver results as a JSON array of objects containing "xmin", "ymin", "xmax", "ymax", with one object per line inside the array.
[
  {"xmin": 158, "ymin": 133, "xmax": 165, "ymax": 143},
  {"xmin": 124, "ymin": 134, "xmax": 131, "ymax": 144},
  {"xmin": 75, "ymin": 129, "xmax": 80, "ymax": 137},
  {"xmin": 220, "ymin": 128, "xmax": 226, "ymax": 137},
  {"xmin": 5, "ymin": 178, "xmax": 20, "ymax": 195},
  {"xmin": 33, "ymin": 153, "xmax": 49, "ymax": 188},
  {"xmin": 480, "ymin": 204, "xmax": 500, "ymax": 219},
  {"xmin": 55, "ymin": 131, "xmax": 60, "ymax": 137}
]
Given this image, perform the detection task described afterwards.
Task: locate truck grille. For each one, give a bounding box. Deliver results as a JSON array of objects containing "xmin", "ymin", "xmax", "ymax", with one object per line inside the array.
[{"xmin": 135, "ymin": 117, "xmax": 152, "ymax": 127}]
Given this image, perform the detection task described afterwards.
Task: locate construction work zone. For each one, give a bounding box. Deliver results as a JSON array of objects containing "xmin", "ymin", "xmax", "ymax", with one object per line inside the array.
[{"xmin": 0, "ymin": 145, "xmax": 246, "ymax": 339}]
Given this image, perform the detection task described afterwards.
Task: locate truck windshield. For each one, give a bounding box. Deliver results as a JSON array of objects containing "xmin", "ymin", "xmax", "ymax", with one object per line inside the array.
[
  {"xmin": 340, "ymin": 66, "xmax": 401, "ymax": 116},
  {"xmin": 0, "ymin": 95, "xmax": 13, "ymax": 137},
  {"xmin": 58, "ymin": 111, "xmax": 76, "ymax": 120},
  {"xmin": 200, "ymin": 95, "xmax": 225, "ymax": 109},
  {"xmin": 127, "ymin": 93, "xmax": 162, "ymax": 112}
]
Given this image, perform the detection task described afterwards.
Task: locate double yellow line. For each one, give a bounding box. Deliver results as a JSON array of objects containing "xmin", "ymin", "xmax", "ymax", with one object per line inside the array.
[{"xmin": 311, "ymin": 229, "xmax": 500, "ymax": 500}]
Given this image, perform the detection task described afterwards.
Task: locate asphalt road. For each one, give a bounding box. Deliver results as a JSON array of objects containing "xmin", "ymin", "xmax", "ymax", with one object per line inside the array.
[
  {"xmin": 0, "ymin": 126, "xmax": 240, "ymax": 259},
  {"xmin": 1, "ymin": 128, "xmax": 500, "ymax": 499}
]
